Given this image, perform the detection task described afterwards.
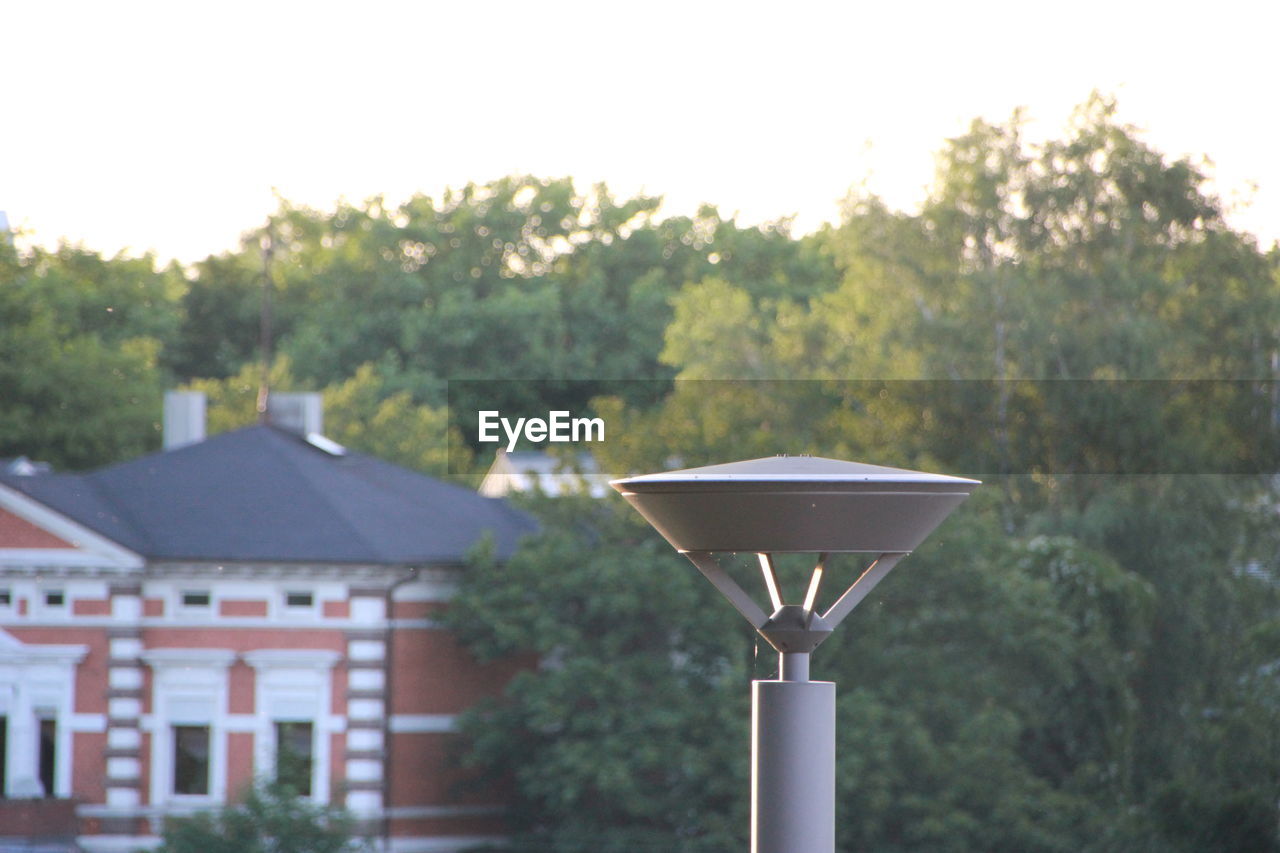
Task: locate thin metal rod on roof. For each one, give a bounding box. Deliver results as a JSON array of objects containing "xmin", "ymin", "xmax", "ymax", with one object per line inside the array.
[{"xmin": 257, "ymin": 214, "xmax": 275, "ymax": 423}]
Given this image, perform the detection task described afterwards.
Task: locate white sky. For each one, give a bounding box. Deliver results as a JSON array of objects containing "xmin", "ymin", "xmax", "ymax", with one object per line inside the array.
[{"xmin": 4, "ymin": 1, "xmax": 1278, "ymax": 265}]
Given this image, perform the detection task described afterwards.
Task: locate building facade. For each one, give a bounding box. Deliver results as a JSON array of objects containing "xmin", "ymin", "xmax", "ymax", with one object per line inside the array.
[{"xmin": 0, "ymin": 421, "xmax": 535, "ymax": 852}]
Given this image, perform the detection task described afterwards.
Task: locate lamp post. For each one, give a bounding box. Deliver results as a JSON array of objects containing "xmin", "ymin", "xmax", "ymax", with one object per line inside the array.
[{"xmin": 611, "ymin": 455, "xmax": 978, "ymax": 853}]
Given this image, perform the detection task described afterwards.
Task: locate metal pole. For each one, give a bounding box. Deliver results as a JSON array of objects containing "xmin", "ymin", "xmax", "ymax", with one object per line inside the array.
[
  {"xmin": 779, "ymin": 652, "xmax": 809, "ymax": 683},
  {"xmin": 752, "ymin": 674, "xmax": 835, "ymax": 853}
]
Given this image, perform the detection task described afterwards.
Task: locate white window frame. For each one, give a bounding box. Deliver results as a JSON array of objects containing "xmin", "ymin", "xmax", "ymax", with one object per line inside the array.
[
  {"xmin": 142, "ymin": 648, "xmax": 234, "ymax": 807},
  {"xmin": 243, "ymin": 649, "xmax": 340, "ymax": 804},
  {"xmin": 0, "ymin": 629, "xmax": 87, "ymax": 798},
  {"xmin": 176, "ymin": 588, "xmax": 214, "ymax": 615},
  {"xmin": 37, "ymin": 587, "xmax": 68, "ymax": 617},
  {"xmin": 277, "ymin": 587, "xmax": 318, "ymax": 620}
]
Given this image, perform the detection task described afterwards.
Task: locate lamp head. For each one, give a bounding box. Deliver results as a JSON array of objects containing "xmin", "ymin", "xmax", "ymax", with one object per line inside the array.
[{"xmin": 610, "ymin": 455, "xmax": 979, "ymax": 554}]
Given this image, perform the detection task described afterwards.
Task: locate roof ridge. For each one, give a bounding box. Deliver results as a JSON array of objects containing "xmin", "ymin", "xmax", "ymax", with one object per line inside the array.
[
  {"xmin": 80, "ymin": 470, "xmax": 155, "ymax": 554},
  {"xmin": 264, "ymin": 429, "xmax": 393, "ymax": 561}
]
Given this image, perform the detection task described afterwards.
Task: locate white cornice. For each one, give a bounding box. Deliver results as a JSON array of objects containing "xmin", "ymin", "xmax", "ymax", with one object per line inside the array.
[
  {"xmin": 243, "ymin": 649, "xmax": 342, "ymax": 670},
  {"xmin": 0, "ymin": 628, "xmax": 88, "ymax": 665},
  {"xmin": 141, "ymin": 648, "xmax": 236, "ymax": 669}
]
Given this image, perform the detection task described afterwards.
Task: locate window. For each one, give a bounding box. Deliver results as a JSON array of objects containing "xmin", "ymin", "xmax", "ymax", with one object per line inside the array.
[
  {"xmin": 173, "ymin": 725, "xmax": 210, "ymax": 795},
  {"xmin": 284, "ymin": 591, "xmax": 313, "ymax": 608},
  {"xmin": 180, "ymin": 590, "xmax": 211, "ymax": 608},
  {"xmin": 274, "ymin": 721, "xmax": 313, "ymax": 796},
  {"xmin": 43, "ymin": 590, "xmax": 64, "ymax": 607},
  {"xmin": 0, "ymin": 589, "xmax": 11, "ymax": 606},
  {"xmin": 38, "ymin": 718, "xmax": 56, "ymax": 797}
]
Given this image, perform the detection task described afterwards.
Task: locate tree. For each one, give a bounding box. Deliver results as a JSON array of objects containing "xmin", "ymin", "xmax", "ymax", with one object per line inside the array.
[
  {"xmin": 152, "ymin": 779, "xmax": 366, "ymax": 853},
  {"xmin": 182, "ymin": 358, "xmax": 464, "ymax": 475},
  {"xmin": 0, "ymin": 240, "xmax": 171, "ymax": 469},
  {"xmin": 448, "ymin": 485, "xmax": 1178, "ymax": 851},
  {"xmin": 464, "ymin": 96, "xmax": 1280, "ymax": 851},
  {"xmin": 446, "ymin": 494, "xmax": 753, "ymax": 852},
  {"xmin": 174, "ymin": 179, "xmax": 837, "ymax": 453}
]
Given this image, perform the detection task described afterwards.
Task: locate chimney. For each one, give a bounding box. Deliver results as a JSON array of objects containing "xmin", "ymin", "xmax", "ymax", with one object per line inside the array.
[
  {"xmin": 163, "ymin": 391, "xmax": 207, "ymax": 450},
  {"xmin": 266, "ymin": 392, "xmax": 323, "ymax": 435}
]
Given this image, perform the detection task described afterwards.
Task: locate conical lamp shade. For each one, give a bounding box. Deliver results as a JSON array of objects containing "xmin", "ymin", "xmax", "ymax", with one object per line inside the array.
[{"xmin": 611, "ymin": 456, "xmax": 979, "ymax": 553}]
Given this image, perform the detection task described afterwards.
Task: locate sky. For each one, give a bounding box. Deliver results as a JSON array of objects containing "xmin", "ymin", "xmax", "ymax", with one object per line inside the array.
[{"xmin": 4, "ymin": 1, "xmax": 1278, "ymax": 266}]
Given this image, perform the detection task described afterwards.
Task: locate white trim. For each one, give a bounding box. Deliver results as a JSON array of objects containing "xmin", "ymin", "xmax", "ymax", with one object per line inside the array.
[
  {"xmin": 388, "ymin": 714, "xmax": 457, "ymax": 733},
  {"xmin": 145, "ymin": 649, "xmax": 234, "ymax": 807},
  {"xmin": 391, "ymin": 575, "xmax": 461, "ymax": 602},
  {"xmin": 0, "ymin": 628, "xmax": 88, "ymax": 797},
  {"xmin": 69, "ymin": 712, "xmax": 108, "ymax": 732},
  {"xmin": 174, "ymin": 586, "xmax": 215, "ymax": 617},
  {"xmin": 0, "ymin": 615, "xmax": 452, "ymax": 630},
  {"xmin": 274, "ymin": 583, "xmax": 321, "ymax": 621},
  {"xmin": 148, "ymin": 713, "xmax": 346, "ymax": 734},
  {"xmin": 245, "ymin": 647, "xmax": 340, "ymax": 805},
  {"xmin": 78, "ymin": 802, "xmax": 502, "ymax": 820},
  {"xmin": 0, "ymin": 482, "xmax": 143, "ymax": 570},
  {"xmin": 242, "ymin": 648, "xmax": 341, "ymax": 669},
  {"xmin": 387, "ymin": 838, "xmax": 508, "ymax": 853},
  {"xmin": 142, "ymin": 647, "xmax": 236, "ymax": 669},
  {"xmin": 0, "ymin": 631, "xmax": 89, "ymax": 665},
  {"xmin": 76, "ymin": 836, "xmax": 162, "ymax": 853}
]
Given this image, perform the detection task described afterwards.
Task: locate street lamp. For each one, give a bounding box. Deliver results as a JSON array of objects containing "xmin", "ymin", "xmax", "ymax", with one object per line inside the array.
[{"xmin": 611, "ymin": 455, "xmax": 979, "ymax": 853}]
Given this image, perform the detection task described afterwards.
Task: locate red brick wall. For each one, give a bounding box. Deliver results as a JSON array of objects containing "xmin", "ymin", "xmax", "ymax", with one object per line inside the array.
[
  {"xmin": 225, "ymin": 732, "xmax": 255, "ymax": 800},
  {"xmin": 0, "ymin": 798, "xmax": 81, "ymax": 837},
  {"xmin": 392, "ymin": 600, "xmax": 449, "ymax": 619},
  {"xmin": 219, "ymin": 599, "xmax": 268, "ymax": 617},
  {"xmin": 72, "ymin": 731, "xmax": 106, "ymax": 802},
  {"xmin": 228, "ymin": 661, "xmax": 255, "ymax": 714},
  {"xmin": 330, "ymin": 664, "xmax": 347, "ymax": 714},
  {"xmin": 328, "ymin": 731, "xmax": 345, "ymax": 807},
  {"xmin": 386, "ymin": 732, "xmax": 509, "ymax": 808},
  {"xmin": 143, "ymin": 628, "xmax": 346, "ymax": 654},
  {"xmin": 0, "ymin": 508, "xmax": 74, "ymax": 548},
  {"xmin": 390, "ymin": 628, "xmax": 530, "ymax": 715},
  {"xmin": 72, "ymin": 598, "xmax": 111, "ymax": 616}
]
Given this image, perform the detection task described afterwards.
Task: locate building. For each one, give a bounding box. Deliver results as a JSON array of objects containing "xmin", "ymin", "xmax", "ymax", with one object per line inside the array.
[
  {"xmin": 478, "ymin": 450, "xmax": 608, "ymax": 498},
  {"xmin": 0, "ymin": 404, "xmax": 536, "ymax": 852}
]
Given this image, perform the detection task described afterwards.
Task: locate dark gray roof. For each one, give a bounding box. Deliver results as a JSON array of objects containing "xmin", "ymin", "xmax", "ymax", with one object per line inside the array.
[{"xmin": 0, "ymin": 426, "xmax": 536, "ymax": 564}]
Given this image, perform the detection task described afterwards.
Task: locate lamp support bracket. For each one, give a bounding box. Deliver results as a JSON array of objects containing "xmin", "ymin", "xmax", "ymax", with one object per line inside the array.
[
  {"xmin": 820, "ymin": 552, "xmax": 907, "ymax": 630},
  {"xmin": 683, "ymin": 550, "xmax": 911, "ymax": 656},
  {"xmin": 684, "ymin": 551, "xmax": 769, "ymax": 629}
]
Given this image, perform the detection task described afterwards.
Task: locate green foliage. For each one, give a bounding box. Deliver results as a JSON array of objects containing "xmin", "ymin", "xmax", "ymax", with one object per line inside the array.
[
  {"xmin": 449, "ymin": 488, "xmax": 1198, "ymax": 851},
  {"xmin": 446, "ymin": 494, "xmax": 753, "ymax": 852},
  {"xmin": 447, "ymin": 96, "xmax": 1280, "ymax": 852},
  {"xmin": 182, "ymin": 358, "xmax": 463, "ymax": 475},
  {"xmin": 175, "ymin": 179, "xmax": 835, "ymax": 448},
  {"xmin": 167, "ymin": 250, "xmax": 269, "ymax": 381},
  {"xmin": 0, "ymin": 240, "xmax": 172, "ymax": 469},
  {"xmin": 151, "ymin": 780, "xmax": 366, "ymax": 853},
  {"xmin": 5, "ymin": 90, "xmax": 1279, "ymax": 853}
]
